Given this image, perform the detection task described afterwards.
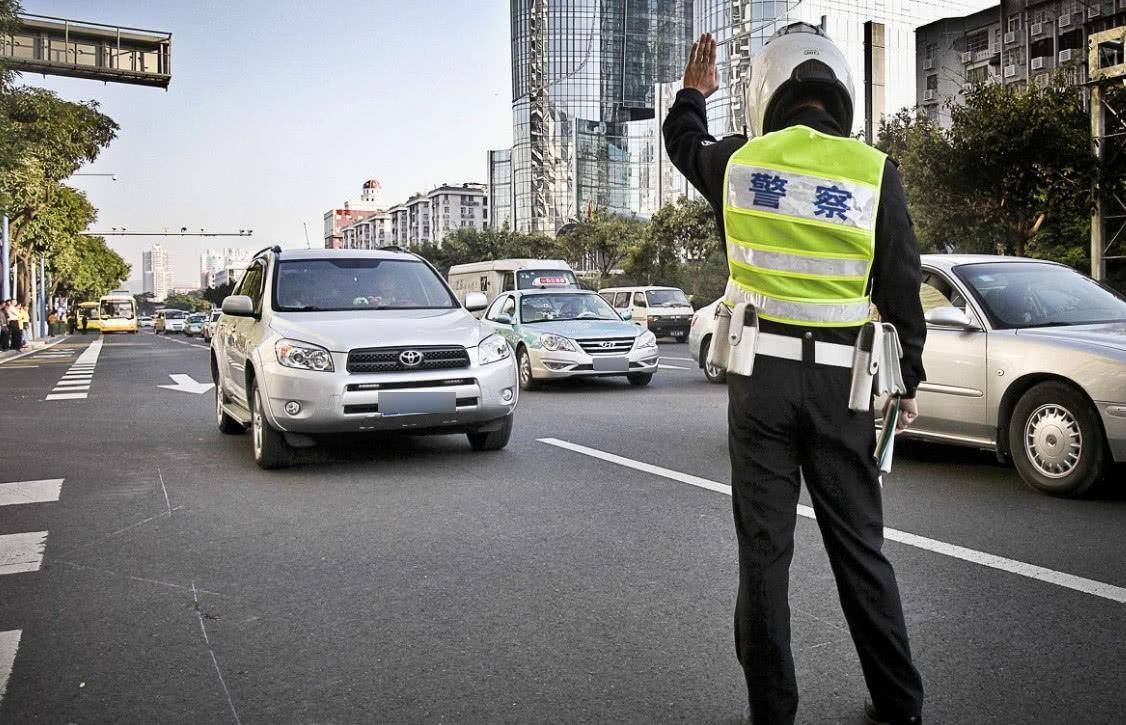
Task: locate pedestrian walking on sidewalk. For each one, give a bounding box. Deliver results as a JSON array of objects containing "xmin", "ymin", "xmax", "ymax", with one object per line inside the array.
[{"xmin": 664, "ymin": 25, "xmax": 927, "ymax": 725}]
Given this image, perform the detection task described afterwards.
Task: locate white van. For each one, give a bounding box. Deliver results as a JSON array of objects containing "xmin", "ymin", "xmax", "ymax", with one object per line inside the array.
[
  {"xmin": 598, "ymin": 285, "xmax": 695, "ymax": 341},
  {"xmin": 447, "ymin": 259, "xmax": 578, "ymax": 308}
]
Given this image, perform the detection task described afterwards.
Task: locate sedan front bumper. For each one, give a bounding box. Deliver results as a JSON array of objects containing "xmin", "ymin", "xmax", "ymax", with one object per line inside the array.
[{"xmin": 529, "ymin": 345, "xmax": 659, "ymax": 380}]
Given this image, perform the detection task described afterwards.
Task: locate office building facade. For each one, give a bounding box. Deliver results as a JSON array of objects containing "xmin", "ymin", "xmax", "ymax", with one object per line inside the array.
[
  {"xmin": 490, "ymin": 0, "xmax": 694, "ymax": 234},
  {"xmin": 142, "ymin": 244, "xmax": 171, "ymax": 302},
  {"xmin": 917, "ymin": 1, "xmax": 1125, "ymax": 128}
]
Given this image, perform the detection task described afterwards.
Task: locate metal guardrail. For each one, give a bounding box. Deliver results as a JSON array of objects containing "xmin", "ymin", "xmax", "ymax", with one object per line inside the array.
[{"xmin": 0, "ymin": 13, "xmax": 172, "ymax": 88}]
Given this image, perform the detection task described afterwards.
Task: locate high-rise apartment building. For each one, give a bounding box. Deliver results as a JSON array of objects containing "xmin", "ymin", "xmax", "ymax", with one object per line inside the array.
[
  {"xmin": 142, "ymin": 244, "xmax": 171, "ymax": 302},
  {"xmin": 916, "ymin": 1, "xmax": 1122, "ymax": 128},
  {"xmin": 200, "ymin": 247, "xmax": 256, "ymax": 288},
  {"xmin": 322, "ymin": 179, "xmax": 386, "ymax": 248},
  {"xmin": 490, "ymin": 0, "xmax": 694, "ymax": 235}
]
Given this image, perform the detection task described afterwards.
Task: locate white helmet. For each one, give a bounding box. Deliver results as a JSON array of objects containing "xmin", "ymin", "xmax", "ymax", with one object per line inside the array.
[{"xmin": 743, "ymin": 22, "xmax": 855, "ymax": 137}]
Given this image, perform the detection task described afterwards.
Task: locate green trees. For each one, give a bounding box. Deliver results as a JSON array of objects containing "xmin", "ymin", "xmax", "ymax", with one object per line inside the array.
[
  {"xmin": 1, "ymin": 82, "xmax": 126, "ymax": 303},
  {"xmin": 876, "ymin": 78, "xmax": 1125, "ymax": 290},
  {"xmin": 411, "ymin": 199, "xmax": 728, "ymax": 306}
]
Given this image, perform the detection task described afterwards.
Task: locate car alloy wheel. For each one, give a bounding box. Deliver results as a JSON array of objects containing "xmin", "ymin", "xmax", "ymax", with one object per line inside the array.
[{"xmin": 1023, "ymin": 403, "xmax": 1082, "ymax": 479}]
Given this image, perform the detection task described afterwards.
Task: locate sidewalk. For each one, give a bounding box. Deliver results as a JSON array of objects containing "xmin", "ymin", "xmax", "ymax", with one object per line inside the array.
[{"xmin": 0, "ymin": 335, "xmax": 68, "ymax": 365}]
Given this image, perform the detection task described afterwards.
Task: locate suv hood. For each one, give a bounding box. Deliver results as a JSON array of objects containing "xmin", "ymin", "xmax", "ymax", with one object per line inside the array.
[
  {"xmin": 1016, "ymin": 321, "xmax": 1126, "ymax": 354},
  {"xmin": 269, "ymin": 308, "xmax": 488, "ymax": 352}
]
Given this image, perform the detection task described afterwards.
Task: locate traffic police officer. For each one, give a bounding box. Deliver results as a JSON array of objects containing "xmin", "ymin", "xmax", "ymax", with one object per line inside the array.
[{"xmin": 663, "ymin": 24, "xmax": 927, "ymax": 725}]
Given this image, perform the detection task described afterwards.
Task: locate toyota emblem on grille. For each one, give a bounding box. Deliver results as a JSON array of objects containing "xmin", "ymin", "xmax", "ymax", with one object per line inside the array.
[
  {"xmin": 599, "ymin": 341, "xmax": 615, "ymax": 348},
  {"xmin": 399, "ymin": 349, "xmax": 423, "ymax": 368}
]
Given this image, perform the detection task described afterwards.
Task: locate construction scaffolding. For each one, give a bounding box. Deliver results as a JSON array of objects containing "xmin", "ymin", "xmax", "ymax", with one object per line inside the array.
[
  {"xmin": 0, "ymin": 13, "xmax": 172, "ymax": 88},
  {"xmin": 1088, "ymin": 24, "xmax": 1126, "ymax": 282}
]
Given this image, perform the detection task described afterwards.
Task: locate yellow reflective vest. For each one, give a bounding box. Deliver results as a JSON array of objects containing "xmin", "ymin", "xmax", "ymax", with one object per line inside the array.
[{"xmin": 722, "ymin": 125, "xmax": 886, "ymax": 327}]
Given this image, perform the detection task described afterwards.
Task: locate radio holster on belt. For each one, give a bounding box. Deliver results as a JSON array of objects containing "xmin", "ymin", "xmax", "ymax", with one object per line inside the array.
[
  {"xmin": 705, "ymin": 302, "xmax": 759, "ymax": 377},
  {"xmin": 848, "ymin": 321, "xmax": 907, "ymax": 412}
]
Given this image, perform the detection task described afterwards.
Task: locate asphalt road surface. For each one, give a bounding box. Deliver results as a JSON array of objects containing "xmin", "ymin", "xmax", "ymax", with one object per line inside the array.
[{"xmin": 1, "ymin": 332, "xmax": 1124, "ymax": 724}]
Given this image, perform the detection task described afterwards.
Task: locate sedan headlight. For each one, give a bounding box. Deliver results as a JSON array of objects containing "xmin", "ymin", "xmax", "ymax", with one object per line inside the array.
[
  {"xmin": 635, "ymin": 331, "xmax": 657, "ymax": 349},
  {"xmin": 478, "ymin": 333, "xmax": 512, "ymax": 364},
  {"xmin": 275, "ymin": 338, "xmax": 334, "ymax": 372},
  {"xmin": 540, "ymin": 334, "xmax": 578, "ymax": 352}
]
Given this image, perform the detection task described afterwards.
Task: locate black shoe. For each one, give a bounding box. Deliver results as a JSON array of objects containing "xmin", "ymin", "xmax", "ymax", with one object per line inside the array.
[{"xmin": 864, "ymin": 700, "xmax": 921, "ymax": 725}]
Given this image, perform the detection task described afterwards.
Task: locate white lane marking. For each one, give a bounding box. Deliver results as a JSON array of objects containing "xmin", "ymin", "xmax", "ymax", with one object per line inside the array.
[
  {"xmin": 45, "ymin": 393, "xmax": 87, "ymax": 401},
  {"xmin": 51, "ymin": 386, "xmax": 90, "ymax": 393},
  {"xmin": 158, "ymin": 374, "xmax": 213, "ymax": 395},
  {"xmin": 0, "ymin": 531, "xmax": 48, "ymax": 575},
  {"xmin": 0, "ymin": 630, "xmax": 19, "ymax": 705},
  {"xmin": 0, "ymin": 479, "xmax": 63, "ymax": 507},
  {"xmin": 662, "ymin": 356, "xmax": 694, "ymax": 361},
  {"xmin": 538, "ymin": 437, "xmax": 1126, "ymax": 605},
  {"xmin": 54, "ymin": 380, "xmax": 90, "ymax": 386},
  {"xmin": 659, "ymin": 363, "xmax": 691, "ymax": 370},
  {"xmin": 44, "ymin": 338, "xmax": 102, "ymax": 401}
]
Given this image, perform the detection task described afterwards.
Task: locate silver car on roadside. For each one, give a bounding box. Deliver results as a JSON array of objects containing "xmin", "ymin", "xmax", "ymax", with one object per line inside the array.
[
  {"xmin": 689, "ymin": 255, "xmax": 1126, "ymax": 497},
  {"xmin": 211, "ymin": 247, "xmax": 519, "ymax": 469}
]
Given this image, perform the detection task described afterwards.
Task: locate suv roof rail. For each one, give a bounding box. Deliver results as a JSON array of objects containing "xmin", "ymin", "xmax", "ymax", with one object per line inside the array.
[{"xmin": 376, "ymin": 244, "xmax": 410, "ymax": 253}]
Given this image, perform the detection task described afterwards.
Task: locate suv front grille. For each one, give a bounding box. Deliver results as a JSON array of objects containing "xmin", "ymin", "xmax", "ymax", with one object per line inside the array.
[
  {"xmin": 346, "ymin": 346, "xmax": 470, "ymax": 373},
  {"xmin": 577, "ymin": 337, "xmax": 634, "ymax": 355}
]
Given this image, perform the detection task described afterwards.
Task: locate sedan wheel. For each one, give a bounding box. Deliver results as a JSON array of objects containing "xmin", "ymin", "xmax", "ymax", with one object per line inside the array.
[
  {"xmin": 518, "ymin": 348, "xmax": 539, "ymax": 391},
  {"xmin": 1009, "ymin": 381, "xmax": 1104, "ymax": 497},
  {"xmin": 701, "ymin": 337, "xmax": 726, "ymax": 385}
]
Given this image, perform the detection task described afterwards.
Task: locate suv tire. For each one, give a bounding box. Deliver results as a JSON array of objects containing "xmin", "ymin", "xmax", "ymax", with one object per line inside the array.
[
  {"xmin": 1009, "ymin": 381, "xmax": 1104, "ymax": 498},
  {"xmin": 216, "ymin": 384, "xmax": 244, "ymax": 435},
  {"xmin": 250, "ymin": 379, "xmax": 293, "ymax": 469},
  {"xmin": 627, "ymin": 372, "xmax": 653, "ymax": 387},
  {"xmin": 468, "ymin": 414, "xmax": 513, "ymax": 451}
]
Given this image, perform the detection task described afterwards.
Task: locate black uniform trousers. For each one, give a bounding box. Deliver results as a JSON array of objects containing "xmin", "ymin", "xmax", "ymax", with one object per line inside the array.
[{"xmin": 728, "ymin": 354, "xmax": 923, "ymax": 724}]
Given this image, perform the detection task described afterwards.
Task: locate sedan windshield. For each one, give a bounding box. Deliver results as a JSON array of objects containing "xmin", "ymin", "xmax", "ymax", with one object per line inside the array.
[
  {"xmin": 274, "ymin": 258, "xmax": 457, "ymax": 311},
  {"xmin": 956, "ymin": 262, "xmax": 1126, "ymax": 329},
  {"xmin": 646, "ymin": 289, "xmax": 690, "ymax": 307},
  {"xmin": 521, "ymin": 293, "xmax": 620, "ymax": 323}
]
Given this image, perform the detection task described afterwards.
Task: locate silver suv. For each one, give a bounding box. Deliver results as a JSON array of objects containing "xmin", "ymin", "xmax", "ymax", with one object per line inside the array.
[{"xmin": 211, "ymin": 247, "xmax": 518, "ymax": 469}]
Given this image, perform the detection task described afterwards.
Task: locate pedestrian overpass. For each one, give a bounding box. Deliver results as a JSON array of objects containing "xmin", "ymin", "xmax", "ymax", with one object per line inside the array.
[{"xmin": 0, "ymin": 13, "xmax": 171, "ymax": 88}]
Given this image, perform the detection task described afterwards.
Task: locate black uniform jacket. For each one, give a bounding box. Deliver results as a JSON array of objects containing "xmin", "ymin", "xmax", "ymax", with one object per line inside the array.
[{"xmin": 662, "ymin": 88, "xmax": 927, "ymax": 397}]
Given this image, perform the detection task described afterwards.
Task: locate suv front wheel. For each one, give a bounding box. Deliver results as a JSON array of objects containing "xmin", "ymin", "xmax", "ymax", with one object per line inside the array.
[
  {"xmin": 467, "ymin": 414, "xmax": 513, "ymax": 451},
  {"xmin": 250, "ymin": 379, "xmax": 293, "ymax": 469}
]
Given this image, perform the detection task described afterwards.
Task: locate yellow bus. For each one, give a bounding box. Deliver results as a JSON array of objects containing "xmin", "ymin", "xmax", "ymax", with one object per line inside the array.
[
  {"xmin": 97, "ymin": 292, "xmax": 138, "ymax": 334},
  {"xmin": 77, "ymin": 301, "xmax": 101, "ymax": 332}
]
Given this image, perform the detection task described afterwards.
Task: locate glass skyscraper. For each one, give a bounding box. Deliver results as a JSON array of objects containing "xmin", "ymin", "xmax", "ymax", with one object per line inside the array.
[{"xmin": 492, "ymin": 0, "xmax": 693, "ymax": 234}]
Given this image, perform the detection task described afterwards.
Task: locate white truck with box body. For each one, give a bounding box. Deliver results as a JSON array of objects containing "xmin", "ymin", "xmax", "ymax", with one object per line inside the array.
[{"xmin": 447, "ymin": 259, "xmax": 578, "ymax": 310}]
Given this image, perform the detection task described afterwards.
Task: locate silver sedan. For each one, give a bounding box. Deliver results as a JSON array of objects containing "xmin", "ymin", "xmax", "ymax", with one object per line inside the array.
[{"xmin": 885, "ymin": 255, "xmax": 1125, "ymax": 497}]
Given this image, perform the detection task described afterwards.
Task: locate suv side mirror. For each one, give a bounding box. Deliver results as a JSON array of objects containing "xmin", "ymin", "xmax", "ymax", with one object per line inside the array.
[
  {"xmin": 222, "ymin": 295, "xmax": 255, "ymax": 317},
  {"xmin": 925, "ymin": 305, "xmax": 977, "ymax": 329},
  {"xmin": 464, "ymin": 292, "xmax": 488, "ymax": 312}
]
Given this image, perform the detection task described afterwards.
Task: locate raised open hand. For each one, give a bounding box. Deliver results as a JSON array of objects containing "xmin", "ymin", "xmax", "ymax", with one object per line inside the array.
[{"xmin": 682, "ymin": 32, "xmax": 719, "ymax": 98}]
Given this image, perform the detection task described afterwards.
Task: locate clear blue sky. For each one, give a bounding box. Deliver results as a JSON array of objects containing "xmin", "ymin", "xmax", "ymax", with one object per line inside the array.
[{"xmin": 22, "ymin": 0, "xmax": 513, "ymax": 287}]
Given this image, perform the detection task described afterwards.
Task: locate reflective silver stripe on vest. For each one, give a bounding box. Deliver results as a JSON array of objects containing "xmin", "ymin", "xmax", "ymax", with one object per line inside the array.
[
  {"xmin": 727, "ymin": 164, "xmax": 877, "ymax": 232},
  {"xmin": 724, "ymin": 280, "xmax": 872, "ymax": 324},
  {"xmin": 726, "ymin": 242, "xmax": 869, "ymax": 278}
]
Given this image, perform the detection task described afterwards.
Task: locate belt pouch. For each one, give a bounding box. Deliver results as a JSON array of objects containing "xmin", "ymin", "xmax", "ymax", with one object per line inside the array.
[
  {"xmin": 848, "ymin": 321, "xmax": 879, "ymax": 412},
  {"xmin": 726, "ymin": 303, "xmax": 758, "ymax": 377},
  {"xmin": 707, "ymin": 303, "xmax": 733, "ymax": 371}
]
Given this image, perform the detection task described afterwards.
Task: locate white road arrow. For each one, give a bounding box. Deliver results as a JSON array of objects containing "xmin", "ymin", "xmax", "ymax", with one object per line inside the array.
[{"xmin": 158, "ymin": 374, "xmax": 214, "ymax": 395}]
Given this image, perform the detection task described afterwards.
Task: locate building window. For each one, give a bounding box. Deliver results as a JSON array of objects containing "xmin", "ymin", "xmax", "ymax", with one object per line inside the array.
[
  {"xmin": 926, "ymin": 74, "xmax": 938, "ymax": 90},
  {"xmin": 966, "ymin": 32, "xmax": 989, "ymax": 54},
  {"xmin": 1007, "ymin": 15, "xmax": 1022, "ymax": 33}
]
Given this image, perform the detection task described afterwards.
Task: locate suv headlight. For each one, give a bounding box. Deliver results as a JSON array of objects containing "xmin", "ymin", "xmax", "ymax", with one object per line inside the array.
[
  {"xmin": 275, "ymin": 338, "xmax": 334, "ymax": 372},
  {"xmin": 478, "ymin": 333, "xmax": 512, "ymax": 365},
  {"xmin": 635, "ymin": 331, "xmax": 657, "ymax": 349},
  {"xmin": 540, "ymin": 333, "xmax": 577, "ymax": 352}
]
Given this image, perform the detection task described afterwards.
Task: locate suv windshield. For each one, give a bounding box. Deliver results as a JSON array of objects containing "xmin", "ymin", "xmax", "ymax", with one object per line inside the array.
[
  {"xmin": 521, "ymin": 293, "xmax": 620, "ymax": 322},
  {"xmin": 955, "ymin": 261, "xmax": 1126, "ymax": 329},
  {"xmin": 646, "ymin": 289, "xmax": 690, "ymax": 307},
  {"xmin": 274, "ymin": 258, "xmax": 458, "ymax": 311},
  {"xmin": 515, "ymin": 269, "xmax": 578, "ymax": 289}
]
